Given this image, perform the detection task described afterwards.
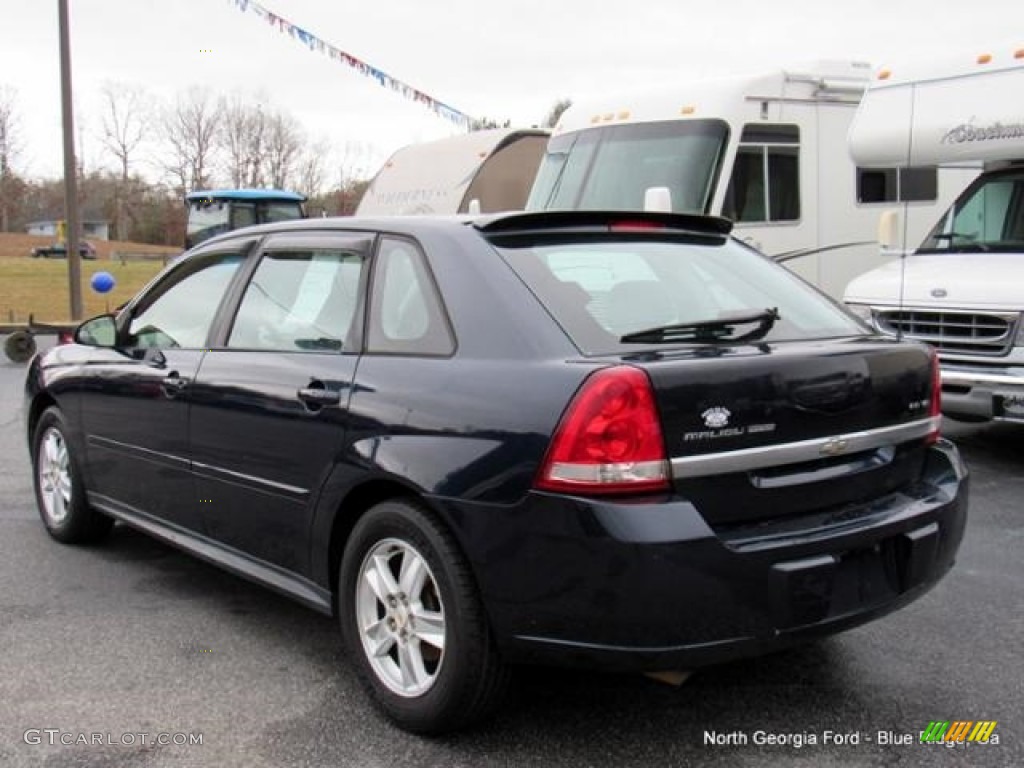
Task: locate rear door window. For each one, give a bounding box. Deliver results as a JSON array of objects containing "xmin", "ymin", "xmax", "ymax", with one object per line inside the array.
[{"xmin": 228, "ymin": 241, "xmax": 367, "ymax": 352}]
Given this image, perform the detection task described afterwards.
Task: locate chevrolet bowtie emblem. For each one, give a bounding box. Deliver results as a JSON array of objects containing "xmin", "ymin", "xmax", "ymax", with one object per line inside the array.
[{"xmin": 820, "ymin": 437, "xmax": 850, "ymax": 456}]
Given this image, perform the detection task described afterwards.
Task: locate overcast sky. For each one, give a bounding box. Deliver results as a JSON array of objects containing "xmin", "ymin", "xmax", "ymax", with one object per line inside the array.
[{"xmin": 0, "ymin": 0, "xmax": 1019, "ymax": 184}]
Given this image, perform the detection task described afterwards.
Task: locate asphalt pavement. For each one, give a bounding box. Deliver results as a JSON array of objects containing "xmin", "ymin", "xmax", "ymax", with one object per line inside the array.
[{"xmin": 1, "ymin": 336, "xmax": 1021, "ymax": 767}]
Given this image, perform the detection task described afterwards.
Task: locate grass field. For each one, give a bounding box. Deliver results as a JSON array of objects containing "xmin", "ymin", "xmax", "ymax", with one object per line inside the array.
[
  {"xmin": 0, "ymin": 233, "xmax": 178, "ymax": 323},
  {"xmin": 0, "ymin": 258, "xmax": 166, "ymax": 323}
]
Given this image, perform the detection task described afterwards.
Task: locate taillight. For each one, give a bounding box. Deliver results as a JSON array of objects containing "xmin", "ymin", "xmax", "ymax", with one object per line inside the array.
[
  {"xmin": 536, "ymin": 366, "xmax": 669, "ymax": 494},
  {"xmin": 927, "ymin": 348, "xmax": 942, "ymax": 444}
]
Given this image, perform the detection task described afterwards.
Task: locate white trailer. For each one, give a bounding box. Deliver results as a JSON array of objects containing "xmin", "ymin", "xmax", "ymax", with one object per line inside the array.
[
  {"xmin": 525, "ymin": 61, "xmax": 975, "ymax": 298},
  {"xmin": 356, "ymin": 128, "xmax": 549, "ymax": 216},
  {"xmin": 844, "ymin": 44, "xmax": 1024, "ymax": 423}
]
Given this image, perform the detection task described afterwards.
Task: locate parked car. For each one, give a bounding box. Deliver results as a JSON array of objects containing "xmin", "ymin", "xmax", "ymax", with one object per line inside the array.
[
  {"xmin": 30, "ymin": 240, "xmax": 98, "ymax": 259},
  {"xmin": 24, "ymin": 210, "xmax": 967, "ymax": 734}
]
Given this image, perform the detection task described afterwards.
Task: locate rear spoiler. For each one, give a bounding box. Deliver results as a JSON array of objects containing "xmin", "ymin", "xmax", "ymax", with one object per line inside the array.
[{"xmin": 472, "ymin": 210, "xmax": 733, "ymax": 238}]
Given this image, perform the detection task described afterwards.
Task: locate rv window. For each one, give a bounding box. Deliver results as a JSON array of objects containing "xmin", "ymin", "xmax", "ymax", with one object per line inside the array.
[
  {"xmin": 723, "ymin": 124, "xmax": 800, "ymax": 223},
  {"xmin": 738, "ymin": 125, "xmax": 799, "ymax": 144},
  {"xmin": 527, "ymin": 131, "xmax": 600, "ymax": 210},
  {"xmin": 920, "ymin": 170, "xmax": 1024, "ymax": 252},
  {"xmin": 525, "ymin": 119, "xmax": 729, "ymax": 214},
  {"xmin": 856, "ymin": 167, "xmax": 938, "ymax": 204}
]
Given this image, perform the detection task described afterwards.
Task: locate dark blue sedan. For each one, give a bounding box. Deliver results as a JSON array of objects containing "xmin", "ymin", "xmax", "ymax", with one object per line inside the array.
[{"xmin": 24, "ymin": 210, "xmax": 967, "ymax": 733}]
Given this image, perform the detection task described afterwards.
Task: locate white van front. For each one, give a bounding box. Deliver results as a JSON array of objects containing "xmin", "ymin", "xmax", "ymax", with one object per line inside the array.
[{"xmin": 845, "ymin": 164, "xmax": 1024, "ymax": 422}]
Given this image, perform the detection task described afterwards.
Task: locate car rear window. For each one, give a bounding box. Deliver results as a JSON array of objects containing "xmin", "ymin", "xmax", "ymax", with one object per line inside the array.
[{"xmin": 495, "ymin": 237, "xmax": 863, "ymax": 354}]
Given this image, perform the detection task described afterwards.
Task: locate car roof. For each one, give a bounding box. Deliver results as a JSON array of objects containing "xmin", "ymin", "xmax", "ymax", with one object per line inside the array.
[{"xmin": 192, "ymin": 210, "xmax": 734, "ymax": 250}]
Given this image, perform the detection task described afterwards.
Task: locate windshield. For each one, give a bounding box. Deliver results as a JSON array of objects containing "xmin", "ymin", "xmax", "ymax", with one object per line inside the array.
[
  {"xmin": 525, "ymin": 119, "xmax": 729, "ymax": 214},
  {"xmin": 186, "ymin": 200, "xmax": 230, "ymax": 246},
  {"xmin": 497, "ymin": 236, "xmax": 862, "ymax": 355},
  {"xmin": 918, "ymin": 168, "xmax": 1024, "ymax": 253}
]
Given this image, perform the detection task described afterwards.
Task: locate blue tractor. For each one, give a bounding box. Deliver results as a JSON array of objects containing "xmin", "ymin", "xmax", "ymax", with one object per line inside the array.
[{"xmin": 185, "ymin": 189, "xmax": 307, "ymax": 249}]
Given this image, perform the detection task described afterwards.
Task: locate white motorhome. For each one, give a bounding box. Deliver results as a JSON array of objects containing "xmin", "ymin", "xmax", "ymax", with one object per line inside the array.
[
  {"xmin": 356, "ymin": 128, "xmax": 549, "ymax": 216},
  {"xmin": 845, "ymin": 45, "xmax": 1024, "ymax": 423},
  {"xmin": 525, "ymin": 61, "xmax": 975, "ymax": 298}
]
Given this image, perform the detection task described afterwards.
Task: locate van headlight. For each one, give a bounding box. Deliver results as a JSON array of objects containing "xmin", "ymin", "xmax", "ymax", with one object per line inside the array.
[{"xmin": 844, "ymin": 302, "xmax": 875, "ymax": 329}]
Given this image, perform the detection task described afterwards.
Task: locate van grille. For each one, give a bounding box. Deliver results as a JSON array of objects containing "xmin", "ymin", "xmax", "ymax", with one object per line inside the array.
[{"xmin": 873, "ymin": 309, "xmax": 1018, "ymax": 356}]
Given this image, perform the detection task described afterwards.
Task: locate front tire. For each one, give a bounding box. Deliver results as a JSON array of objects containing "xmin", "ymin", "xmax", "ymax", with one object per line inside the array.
[
  {"xmin": 31, "ymin": 407, "xmax": 113, "ymax": 544},
  {"xmin": 339, "ymin": 499, "xmax": 508, "ymax": 734}
]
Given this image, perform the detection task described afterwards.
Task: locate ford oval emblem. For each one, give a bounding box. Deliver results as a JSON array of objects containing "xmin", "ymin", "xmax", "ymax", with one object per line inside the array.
[{"xmin": 930, "ymin": 287, "xmax": 948, "ymax": 298}]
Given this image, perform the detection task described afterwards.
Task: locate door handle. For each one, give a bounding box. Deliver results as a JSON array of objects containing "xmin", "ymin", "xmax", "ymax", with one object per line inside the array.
[
  {"xmin": 161, "ymin": 372, "xmax": 189, "ymax": 398},
  {"xmin": 297, "ymin": 384, "xmax": 341, "ymax": 408}
]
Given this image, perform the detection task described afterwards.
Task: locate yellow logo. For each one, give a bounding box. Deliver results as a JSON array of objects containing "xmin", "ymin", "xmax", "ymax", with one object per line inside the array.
[{"xmin": 920, "ymin": 721, "xmax": 997, "ymax": 743}]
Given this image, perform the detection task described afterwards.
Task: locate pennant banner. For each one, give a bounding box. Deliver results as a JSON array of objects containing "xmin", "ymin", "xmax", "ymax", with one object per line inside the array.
[{"xmin": 229, "ymin": 0, "xmax": 474, "ymax": 130}]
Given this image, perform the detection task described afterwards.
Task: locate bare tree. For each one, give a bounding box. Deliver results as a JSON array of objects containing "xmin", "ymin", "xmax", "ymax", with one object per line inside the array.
[
  {"xmin": 335, "ymin": 141, "xmax": 375, "ymax": 215},
  {"xmin": 295, "ymin": 138, "xmax": 331, "ymax": 199},
  {"xmin": 161, "ymin": 87, "xmax": 222, "ymax": 192},
  {"xmin": 544, "ymin": 98, "xmax": 573, "ymax": 129},
  {"xmin": 264, "ymin": 111, "xmax": 303, "ymax": 190},
  {"xmin": 470, "ymin": 116, "xmax": 511, "ymax": 131},
  {"xmin": 0, "ymin": 85, "xmax": 22, "ymax": 231},
  {"xmin": 220, "ymin": 93, "xmax": 267, "ymax": 188},
  {"xmin": 337, "ymin": 140, "xmax": 374, "ymax": 188},
  {"xmin": 100, "ymin": 82, "xmax": 149, "ymax": 239}
]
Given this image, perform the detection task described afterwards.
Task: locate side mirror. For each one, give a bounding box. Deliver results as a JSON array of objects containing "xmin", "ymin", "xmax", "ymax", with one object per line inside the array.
[
  {"xmin": 877, "ymin": 210, "xmax": 901, "ymax": 251},
  {"xmin": 74, "ymin": 314, "xmax": 118, "ymax": 348}
]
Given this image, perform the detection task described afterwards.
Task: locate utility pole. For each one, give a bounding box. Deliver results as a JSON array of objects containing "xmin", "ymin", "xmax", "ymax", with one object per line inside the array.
[{"xmin": 58, "ymin": 0, "xmax": 83, "ymax": 320}]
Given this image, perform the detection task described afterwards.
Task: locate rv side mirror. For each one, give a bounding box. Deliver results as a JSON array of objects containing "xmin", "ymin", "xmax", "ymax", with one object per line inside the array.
[{"xmin": 877, "ymin": 210, "xmax": 901, "ymax": 250}]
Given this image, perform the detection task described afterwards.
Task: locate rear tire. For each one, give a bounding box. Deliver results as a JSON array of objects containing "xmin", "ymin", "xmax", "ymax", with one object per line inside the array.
[
  {"xmin": 31, "ymin": 407, "xmax": 113, "ymax": 544},
  {"xmin": 339, "ymin": 499, "xmax": 508, "ymax": 734}
]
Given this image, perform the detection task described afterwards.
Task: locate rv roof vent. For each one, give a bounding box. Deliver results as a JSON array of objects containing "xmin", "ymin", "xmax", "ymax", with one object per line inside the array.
[{"xmin": 643, "ymin": 187, "xmax": 673, "ymax": 213}]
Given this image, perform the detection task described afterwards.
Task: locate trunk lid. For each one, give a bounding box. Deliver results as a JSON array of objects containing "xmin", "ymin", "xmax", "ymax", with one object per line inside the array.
[{"xmin": 613, "ymin": 338, "xmax": 936, "ymax": 526}]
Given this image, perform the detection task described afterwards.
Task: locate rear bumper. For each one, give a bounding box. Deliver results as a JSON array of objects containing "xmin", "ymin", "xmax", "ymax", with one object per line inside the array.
[
  {"xmin": 941, "ymin": 364, "xmax": 1024, "ymax": 422},
  {"xmin": 438, "ymin": 439, "xmax": 967, "ymax": 670}
]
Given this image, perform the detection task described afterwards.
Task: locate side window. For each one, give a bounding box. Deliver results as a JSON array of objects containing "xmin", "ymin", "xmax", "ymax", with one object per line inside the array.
[
  {"xmin": 367, "ymin": 238, "xmax": 454, "ymax": 355},
  {"xmin": 857, "ymin": 166, "xmax": 938, "ymax": 203},
  {"xmin": 127, "ymin": 252, "xmax": 243, "ymax": 349},
  {"xmin": 228, "ymin": 248, "xmax": 365, "ymax": 352},
  {"xmin": 723, "ymin": 124, "xmax": 800, "ymax": 223},
  {"xmin": 230, "ymin": 203, "xmax": 256, "ymax": 230}
]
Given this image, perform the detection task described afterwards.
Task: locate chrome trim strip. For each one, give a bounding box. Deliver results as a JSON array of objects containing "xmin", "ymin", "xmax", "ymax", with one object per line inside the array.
[
  {"xmin": 942, "ymin": 370, "xmax": 1024, "ymax": 389},
  {"xmin": 670, "ymin": 416, "xmax": 938, "ymax": 479},
  {"xmin": 191, "ymin": 460, "xmax": 308, "ymax": 497},
  {"xmin": 87, "ymin": 435, "xmax": 189, "ymax": 470}
]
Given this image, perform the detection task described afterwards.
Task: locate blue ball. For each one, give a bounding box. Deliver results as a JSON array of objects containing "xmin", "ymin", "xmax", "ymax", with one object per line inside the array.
[{"xmin": 90, "ymin": 271, "xmax": 116, "ymax": 294}]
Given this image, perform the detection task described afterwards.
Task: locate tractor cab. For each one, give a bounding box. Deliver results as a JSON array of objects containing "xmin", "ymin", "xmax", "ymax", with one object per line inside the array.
[{"xmin": 185, "ymin": 189, "xmax": 306, "ymax": 249}]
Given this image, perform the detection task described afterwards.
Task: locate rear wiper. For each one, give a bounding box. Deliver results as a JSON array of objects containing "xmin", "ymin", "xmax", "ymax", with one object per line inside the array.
[{"xmin": 620, "ymin": 307, "xmax": 780, "ymax": 344}]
